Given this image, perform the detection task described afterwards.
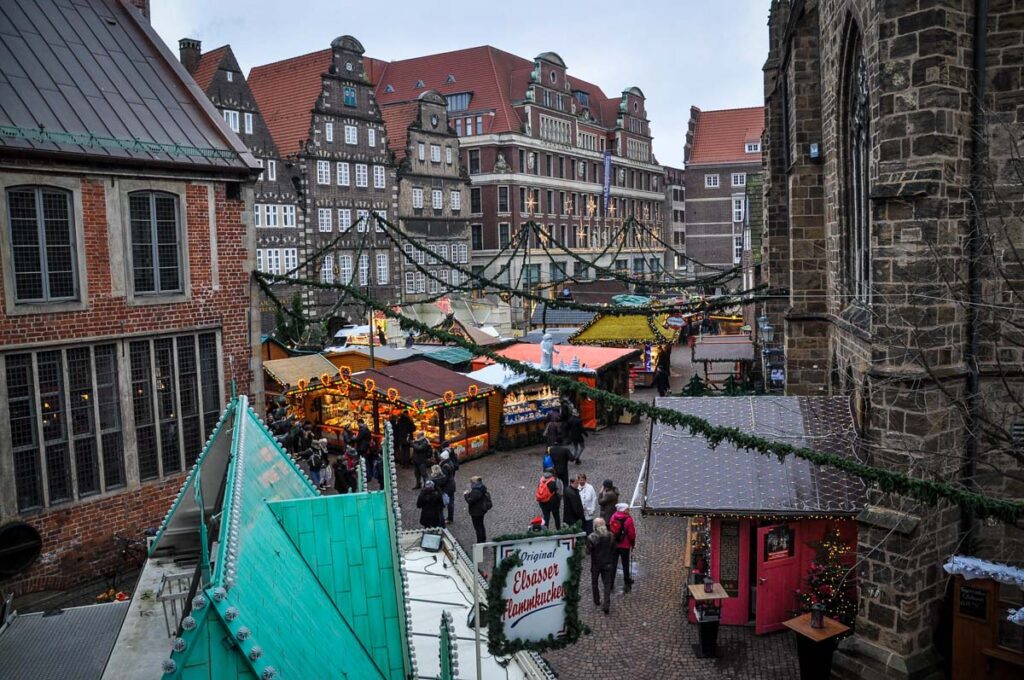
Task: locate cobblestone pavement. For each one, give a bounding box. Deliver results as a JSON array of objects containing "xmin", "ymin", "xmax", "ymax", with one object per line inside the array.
[{"xmin": 396, "ymin": 350, "xmax": 800, "ymax": 679}]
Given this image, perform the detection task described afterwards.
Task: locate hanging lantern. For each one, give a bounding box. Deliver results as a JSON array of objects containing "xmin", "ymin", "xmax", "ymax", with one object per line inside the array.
[
  {"xmin": 364, "ymin": 378, "xmax": 377, "ymax": 394},
  {"xmin": 443, "ymin": 390, "xmax": 455, "ymax": 405},
  {"xmin": 387, "ymin": 387, "xmax": 400, "ymax": 402},
  {"xmin": 467, "ymin": 384, "xmax": 479, "ymax": 398}
]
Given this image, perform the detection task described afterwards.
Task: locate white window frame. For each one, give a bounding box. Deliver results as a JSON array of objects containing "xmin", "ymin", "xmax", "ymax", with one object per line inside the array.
[
  {"xmin": 732, "ymin": 196, "xmax": 745, "ymax": 223},
  {"xmin": 318, "ymin": 208, "xmax": 332, "ymax": 232},
  {"xmin": 432, "ymin": 189, "xmax": 443, "ymax": 210},
  {"xmin": 430, "ymin": 144, "xmax": 441, "ymax": 163},
  {"xmin": 731, "ymin": 173, "xmax": 746, "ymax": 187},
  {"xmin": 418, "ymin": 143, "xmax": 425, "ymax": 161},
  {"xmin": 376, "ymin": 253, "xmax": 389, "ymax": 284},
  {"xmin": 337, "ymin": 162, "xmax": 350, "ymax": 186},
  {"xmin": 265, "ymin": 204, "xmax": 279, "ymax": 227},
  {"xmin": 374, "ymin": 210, "xmax": 386, "ymax": 232},
  {"xmin": 412, "ymin": 187, "xmax": 424, "ymax": 209},
  {"xmin": 254, "ymin": 203, "xmax": 262, "ymax": 227},
  {"xmin": 358, "ymin": 254, "xmax": 370, "ymax": 286},
  {"xmin": 405, "ymin": 271, "xmax": 416, "ymax": 294},
  {"xmin": 339, "ymin": 254, "xmax": 352, "ymax": 283},
  {"xmin": 734, "ymin": 234, "xmax": 743, "ymax": 263},
  {"xmin": 338, "ymin": 209, "xmax": 352, "ymax": 232},
  {"xmin": 344, "ymin": 125, "xmax": 358, "ymax": 145},
  {"xmin": 373, "ymin": 165, "xmax": 386, "ymax": 189},
  {"xmin": 356, "ymin": 209, "xmax": 369, "ymax": 232},
  {"xmin": 244, "ymin": 112, "xmax": 253, "ymax": 134},
  {"xmin": 223, "ymin": 109, "xmax": 239, "ymax": 132},
  {"xmin": 704, "ymin": 174, "xmax": 719, "ymax": 188},
  {"xmin": 322, "ymin": 254, "xmax": 334, "ymax": 283},
  {"xmin": 256, "ymin": 248, "xmax": 264, "ymax": 272},
  {"xmin": 450, "ymin": 190, "xmax": 461, "ymax": 211},
  {"xmin": 746, "ymin": 141, "xmax": 761, "ymax": 153},
  {"xmin": 368, "ymin": 129, "xmax": 376, "ymax": 147},
  {"xmin": 256, "ymin": 158, "xmax": 264, "ymax": 181},
  {"xmin": 282, "ymin": 248, "xmax": 297, "ymax": 277},
  {"xmin": 355, "ymin": 164, "xmax": 368, "ymax": 188},
  {"xmin": 446, "ymin": 147, "xmax": 453, "ymax": 164},
  {"xmin": 317, "ymin": 160, "xmax": 330, "ymax": 185},
  {"xmin": 266, "ymin": 248, "xmax": 281, "ymax": 275},
  {"xmin": 325, "ymin": 122, "xmax": 333, "ymax": 142},
  {"xmin": 268, "ymin": 160, "xmax": 277, "ymax": 182},
  {"xmin": 416, "ymin": 271, "xmax": 426, "ymax": 293},
  {"xmin": 282, "ymin": 205, "xmax": 296, "ymax": 228}
]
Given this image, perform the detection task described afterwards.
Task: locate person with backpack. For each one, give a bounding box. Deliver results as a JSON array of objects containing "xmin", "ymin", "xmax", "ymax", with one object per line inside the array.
[
  {"xmin": 587, "ymin": 518, "xmax": 616, "ymax": 614},
  {"xmin": 598, "ymin": 479, "xmax": 620, "ymax": 523},
  {"xmin": 463, "ymin": 475, "xmax": 492, "ymax": 543},
  {"xmin": 609, "ymin": 503, "xmax": 637, "ymax": 593},
  {"xmin": 535, "ymin": 468, "xmax": 562, "ymax": 529},
  {"xmin": 428, "ymin": 464, "xmax": 449, "ymax": 527},
  {"xmin": 439, "ymin": 449, "xmax": 458, "ymax": 524},
  {"xmin": 563, "ymin": 476, "xmax": 585, "ymax": 529},
  {"xmin": 416, "ymin": 481, "xmax": 445, "ymax": 529}
]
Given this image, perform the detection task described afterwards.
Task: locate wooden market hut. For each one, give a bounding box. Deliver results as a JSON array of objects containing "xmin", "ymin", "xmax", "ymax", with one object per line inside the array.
[
  {"xmin": 324, "ymin": 345, "xmax": 424, "ymax": 372},
  {"xmin": 691, "ymin": 334, "xmax": 755, "ymax": 387},
  {"xmin": 263, "ymin": 354, "xmax": 340, "ymax": 403},
  {"xmin": 569, "ymin": 313, "xmax": 679, "ymax": 388},
  {"xmin": 643, "ymin": 396, "xmax": 865, "ymax": 635}
]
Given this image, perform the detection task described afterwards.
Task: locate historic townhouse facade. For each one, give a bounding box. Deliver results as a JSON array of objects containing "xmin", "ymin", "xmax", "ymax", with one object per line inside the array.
[
  {"xmin": 371, "ymin": 48, "xmax": 666, "ymax": 324},
  {"xmin": 763, "ymin": 1, "xmax": 1023, "ymax": 677},
  {"xmin": 664, "ymin": 165, "xmax": 686, "ymax": 272},
  {"xmin": 248, "ymin": 37, "xmax": 401, "ymax": 335},
  {"xmin": 381, "ymin": 91, "xmax": 471, "ymax": 302},
  {"xmin": 0, "ymin": 0, "xmax": 260, "ymax": 595},
  {"xmin": 683, "ymin": 106, "xmax": 764, "ymax": 277},
  {"xmin": 180, "ymin": 39, "xmax": 301, "ymax": 333}
]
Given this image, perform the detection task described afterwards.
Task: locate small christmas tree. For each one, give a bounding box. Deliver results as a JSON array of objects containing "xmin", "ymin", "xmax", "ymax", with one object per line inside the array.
[{"xmin": 794, "ymin": 525, "xmax": 857, "ymax": 626}]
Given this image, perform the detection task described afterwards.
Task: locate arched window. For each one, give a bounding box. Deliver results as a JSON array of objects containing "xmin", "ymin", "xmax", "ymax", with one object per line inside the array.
[{"xmin": 841, "ymin": 23, "xmax": 871, "ymax": 305}]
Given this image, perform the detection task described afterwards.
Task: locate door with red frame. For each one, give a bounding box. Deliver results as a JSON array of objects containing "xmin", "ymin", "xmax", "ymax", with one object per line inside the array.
[{"xmin": 756, "ymin": 522, "xmax": 801, "ymax": 634}]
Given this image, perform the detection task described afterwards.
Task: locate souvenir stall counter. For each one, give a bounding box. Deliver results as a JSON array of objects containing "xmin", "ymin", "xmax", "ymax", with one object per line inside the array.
[
  {"xmin": 568, "ymin": 313, "xmax": 677, "ymax": 390},
  {"xmin": 643, "ymin": 396, "xmax": 865, "ymax": 635}
]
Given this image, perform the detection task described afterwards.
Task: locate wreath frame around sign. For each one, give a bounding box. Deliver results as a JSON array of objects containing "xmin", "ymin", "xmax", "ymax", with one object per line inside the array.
[{"xmin": 485, "ymin": 527, "xmax": 589, "ymax": 656}]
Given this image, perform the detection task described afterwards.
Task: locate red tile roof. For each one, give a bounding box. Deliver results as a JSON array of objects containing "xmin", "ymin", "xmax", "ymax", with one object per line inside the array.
[
  {"xmin": 248, "ymin": 48, "xmax": 331, "ymax": 156},
  {"xmin": 687, "ymin": 106, "xmax": 764, "ymax": 165},
  {"xmin": 379, "ymin": 101, "xmax": 418, "ymax": 162},
  {"xmin": 192, "ymin": 45, "xmax": 229, "ymax": 91},
  {"xmin": 476, "ymin": 343, "xmax": 640, "ymax": 372}
]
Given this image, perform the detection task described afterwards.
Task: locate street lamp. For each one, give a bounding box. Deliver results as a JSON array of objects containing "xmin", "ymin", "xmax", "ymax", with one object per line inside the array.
[
  {"xmin": 762, "ymin": 323, "xmax": 775, "ymax": 343},
  {"xmin": 756, "ymin": 315, "xmax": 768, "ymax": 333}
]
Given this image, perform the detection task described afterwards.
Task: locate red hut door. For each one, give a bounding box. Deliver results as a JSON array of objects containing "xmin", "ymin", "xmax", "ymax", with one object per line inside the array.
[{"xmin": 755, "ymin": 523, "xmax": 800, "ymax": 634}]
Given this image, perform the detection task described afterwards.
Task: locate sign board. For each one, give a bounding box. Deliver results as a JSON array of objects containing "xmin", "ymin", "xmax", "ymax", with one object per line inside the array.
[
  {"xmin": 958, "ymin": 584, "xmax": 988, "ymax": 621},
  {"xmin": 666, "ymin": 316, "xmax": 685, "ymax": 330},
  {"xmin": 497, "ymin": 535, "xmax": 577, "ymax": 643},
  {"xmin": 764, "ymin": 524, "xmax": 795, "ymax": 562}
]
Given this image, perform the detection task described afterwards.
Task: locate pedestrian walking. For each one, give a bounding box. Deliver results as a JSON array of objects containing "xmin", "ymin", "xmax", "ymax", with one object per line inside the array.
[
  {"xmin": 416, "ymin": 481, "xmax": 444, "ymax": 529},
  {"xmin": 439, "ymin": 449, "xmax": 458, "ymax": 524},
  {"xmin": 563, "ymin": 476, "xmax": 585, "ymax": 528},
  {"xmin": 318, "ymin": 451, "xmax": 338, "ymax": 494},
  {"xmin": 564, "ymin": 413, "xmax": 588, "ymax": 463},
  {"xmin": 598, "ymin": 480, "xmax": 620, "ymax": 523},
  {"xmin": 411, "ymin": 432, "xmax": 432, "ymax": 489},
  {"xmin": 547, "ymin": 444, "xmax": 572, "ymax": 488},
  {"xmin": 654, "ymin": 362, "xmax": 670, "ymax": 397},
  {"xmin": 394, "ymin": 410, "xmax": 416, "ymax": 466},
  {"xmin": 577, "ymin": 473, "xmax": 597, "ymax": 534},
  {"xmin": 463, "ymin": 475, "xmax": 492, "ymax": 543},
  {"xmin": 429, "ymin": 464, "xmax": 449, "ymax": 527},
  {"xmin": 543, "ymin": 412, "xmax": 562, "ymax": 445},
  {"xmin": 535, "ymin": 468, "xmax": 563, "ymax": 529},
  {"xmin": 609, "ymin": 503, "xmax": 637, "ymax": 593},
  {"xmin": 587, "ymin": 518, "xmax": 616, "ymax": 614}
]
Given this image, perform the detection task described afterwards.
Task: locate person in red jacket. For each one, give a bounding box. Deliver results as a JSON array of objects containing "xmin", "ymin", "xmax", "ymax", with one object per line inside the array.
[{"xmin": 609, "ymin": 503, "xmax": 637, "ymax": 593}]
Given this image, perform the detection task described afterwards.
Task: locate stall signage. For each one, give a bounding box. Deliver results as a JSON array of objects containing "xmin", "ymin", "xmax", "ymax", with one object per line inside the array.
[
  {"xmin": 764, "ymin": 524, "xmax": 794, "ymax": 562},
  {"xmin": 666, "ymin": 316, "xmax": 685, "ymax": 330},
  {"xmin": 498, "ymin": 536, "xmax": 577, "ymax": 642},
  {"xmin": 958, "ymin": 584, "xmax": 988, "ymax": 621}
]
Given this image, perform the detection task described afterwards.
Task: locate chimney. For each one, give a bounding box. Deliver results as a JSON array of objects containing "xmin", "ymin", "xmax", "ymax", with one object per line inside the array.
[
  {"xmin": 128, "ymin": 0, "xmax": 150, "ymax": 21},
  {"xmin": 179, "ymin": 38, "xmax": 202, "ymax": 74}
]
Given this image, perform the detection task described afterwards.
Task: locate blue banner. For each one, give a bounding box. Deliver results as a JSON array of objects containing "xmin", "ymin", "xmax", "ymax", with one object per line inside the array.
[{"xmin": 602, "ymin": 150, "xmax": 612, "ymax": 213}]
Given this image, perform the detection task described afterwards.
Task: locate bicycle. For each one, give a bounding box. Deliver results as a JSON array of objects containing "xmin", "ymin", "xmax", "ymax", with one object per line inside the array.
[{"xmin": 95, "ymin": 530, "xmax": 154, "ymax": 603}]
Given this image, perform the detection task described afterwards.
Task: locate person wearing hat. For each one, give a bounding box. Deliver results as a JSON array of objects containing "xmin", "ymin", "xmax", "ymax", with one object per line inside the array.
[
  {"xmin": 411, "ymin": 431, "xmax": 433, "ymax": 490},
  {"xmin": 528, "ymin": 516, "xmax": 546, "ymax": 533},
  {"xmin": 609, "ymin": 503, "xmax": 637, "ymax": 593},
  {"xmin": 416, "ymin": 480, "xmax": 445, "ymax": 529},
  {"xmin": 598, "ymin": 479, "xmax": 620, "ymax": 523},
  {"xmin": 439, "ymin": 447, "xmax": 457, "ymax": 524}
]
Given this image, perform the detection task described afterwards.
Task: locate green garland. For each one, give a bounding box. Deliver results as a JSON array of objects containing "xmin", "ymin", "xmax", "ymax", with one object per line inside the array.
[
  {"xmin": 255, "ymin": 273, "xmax": 1024, "ymax": 525},
  {"xmin": 485, "ymin": 527, "xmax": 589, "ymax": 656}
]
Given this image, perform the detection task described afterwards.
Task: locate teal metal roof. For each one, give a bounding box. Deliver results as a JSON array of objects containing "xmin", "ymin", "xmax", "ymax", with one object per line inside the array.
[
  {"xmin": 154, "ymin": 396, "xmax": 413, "ymax": 680},
  {"xmin": 423, "ymin": 346, "xmax": 474, "ymax": 365}
]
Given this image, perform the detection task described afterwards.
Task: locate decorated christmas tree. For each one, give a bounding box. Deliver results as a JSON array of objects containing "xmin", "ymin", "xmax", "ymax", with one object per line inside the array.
[{"xmin": 794, "ymin": 525, "xmax": 857, "ymax": 626}]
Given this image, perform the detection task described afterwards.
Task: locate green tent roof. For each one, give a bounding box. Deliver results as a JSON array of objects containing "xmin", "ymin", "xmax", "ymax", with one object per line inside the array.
[{"xmin": 423, "ymin": 346, "xmax": 474, "ymax": 366}]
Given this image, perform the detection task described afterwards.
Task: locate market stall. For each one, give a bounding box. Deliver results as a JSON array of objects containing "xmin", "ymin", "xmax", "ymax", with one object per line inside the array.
[
  {"xmin": 464, "ymin": 363, "xmax": 565, "ymax": 449},
  {"xmin": 691, "ymin": 334, "xmax": 755, "ymax": 387},
  {"xmin": 470, "ymin": 342, "xmax": 640, "ymax": 430},
  {"xmin": 263, "ymin": 354, "xmax": 340, "ymax": 406},
  {"xmin": 644, "ymin": 396, "xmax": 865, "ymax": 634},
  {"xmin": 568, "ymin": 313, "xmax": 678, "ymax": 389},
  {"xmin": 287, "ymin": 360, "xmax": 497, "ymax": 460}
]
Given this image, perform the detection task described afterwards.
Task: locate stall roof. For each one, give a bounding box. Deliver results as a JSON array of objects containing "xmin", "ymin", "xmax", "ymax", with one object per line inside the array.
[
  {"xmin": 529, "ymin": 303, "xmax": 596, "ymax": 327},
  {"xmin": 324, "ymin": 346, "xmax": 424, "ymax": 364},
  {"xmin": 422, "ymin": 346, "xmax": 475, "ymax": 366},
  {"xmin": 353, "ymin": 360, "xmax": 493, "ymax": 405},
  {"xmin": 464, "ymin": 363, "xmax": 531, "ymax": 389},
  {"xmin": 570, "ymin": 313, "xmax": 678, "ymax": 346},
  {"xmin": 481, "ymin": 343, "xmax": 640, "ymax": 372},
  {"xmin": 692, "ymin": 335, "xmax": 755, "ymax": 363},
  {"xmin": 263, "ymin": 354, "xmax": 340, "ymax": 387},
  {"xmin": 522, "ymin": 328, "xmax": 580, "ymax": 345},
  {"xmin": 645, "ymin": 397, "xmax": 865, "ymax": 516}
]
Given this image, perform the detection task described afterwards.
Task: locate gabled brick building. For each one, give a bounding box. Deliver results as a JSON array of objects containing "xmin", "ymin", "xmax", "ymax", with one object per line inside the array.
[
  {"xmin": 663, "ymin": 165, "xmax": 685, "ymax": 272},
  {"xmin": 179, "ymin": 40, "xmax": 302, "ymax": 333},
  {"xmin": 683, "ymin": 105, "xmax": 764, "ymax": 276},
  {"xmin": 0, "ymin": 0, "xmax": 260, "ymax": 595},
  {"xmin": 247, "ymin": 37, "xmax": 401, "ymax": 335}
]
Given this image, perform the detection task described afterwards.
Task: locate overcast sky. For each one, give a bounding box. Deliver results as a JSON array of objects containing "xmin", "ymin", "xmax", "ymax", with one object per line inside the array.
[{"xmin": 152, "ymin": 1, "xmax": 769, "ymax": 167}]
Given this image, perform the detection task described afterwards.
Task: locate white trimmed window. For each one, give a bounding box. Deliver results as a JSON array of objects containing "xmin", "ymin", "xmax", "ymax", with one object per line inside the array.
[
  {"xmin": 344, "ymin": 125, "xmax": 357, "ymax": 145},
  {"xmin": 746, "ymin": 141, "xmax": 761, "ymax": 153},
  {"xmin": 265, "ymin": 204, "xmax": 279, "ymax": 227},
  {"xmin": 450, "ymin": 190, "xmax": 461, "ymax": 211},
  {"xmin": 254, "ymin": 203, "xmax": 262, "ymax": 227},
  {"xmin": 244, "ymin": 112, "xmax": 253, "ymax": 134},
  {"xmin": 256, "ymin": 158, "xmax": 264, "ymax": 181},
  {"xmin": 282, "ymin": 248, "xmax": 297, "ymax": 276},
  {"xmin": 373, "ymin": 165, "xmax": 385, "ymax": 189},
  {"xmin": 430, "ymin": 144, "xmax": 441, "ymax": 162},
  {"xmin": 355, "ymin": 164, "xmax": 368, "ymax": 187},
  {"xmin": 439, "ymin": 243, "xmax": 450, "ymax": 262},
  {"xmin": 282, "ymin": 205, "xmax": 296, "ymax": 227},
  {"xmin": 704, "ymin": 174, "xmax": 719, "ymax": 188},
  {"xmin": 338, "ymin": 209, "xmax": 352, "ymax": 232},
  {"xmin": 268, "ymin": 160, "xmax": 277, "ymax": 181},
  {"xmin": 337, "ymin": 162, "xmax": 350, "ymax": 186},
  {"xmin": 321, "ymin": 254, "xmax": 334, "ymax": 283},
  {"xmin": 428, "ymin": 275, "xmax": 438, "ymax": 294},
  {"xmin": 455, "ymin": 243, "xmax": 468, "ymax": 263},
  {"xmin": 359, "ymin": 254, "xmax": 369, "ymax": 285},
  {"xmin": 223, "ymin": 109, "xmax": 239, "ymax": 132},
  {"xmin": 256, "ymin": 249, "xmax": 264, "ymax": 272},
  {"xmin": 374, "ymin": 210, "xmax": 386, "ymax": 232},
  {"xmin": 412, "ymin": 187, "xmax": 424, "ymax": 209},
  {"xmin": 376, "ymin": 253, "xmax": 389, "ymax": 284},
  {"xmin": 317, "ymin": 160, "xmax": 330, "ymax": 184},
  {"xmin": 368, "ymin": 129, "xmax": 376, "ymax": 147},
  {"xmin": 416, "ymin": 272, "xmax": 426, "ymax": 292},
  {"xmin": 356, "ymin": 209, "xmax": 369, "ymax": 232},
  {"xmin": 405, "ymin": 271, "xmax": 416, "ymax": 293},
  {"xmin": 339, "ymin": 255, "xmax": 352, "ymax": 283},
  {"xmin": 446, "ymin": 147, "xmax": 453, "ymax": 164},
  {"xmin": 318, "ymin": 208, "xmax": 332, "ymax": 232},
  {"xmin": 731, "ymin": 173, "xmax": 746, "ymax": 187},
  {"xmin": 440, "ymin": 269, "xmax": 450, "ymax": 285},
  {"xmin": 403, "ymin": 243, "xmax": 414, "ymax": 263},
  {"xmin": 266, "ymin": 248, "xmax": 281, "ymax": 275},
  {"xmin": 732, "ymin": 196, "xmax": 745, "ymax": 223},
  {"xmin": 418, "ymin": 143, "xmax": 425, "ymax": 161},
  {"xmin": 432, "ymin": 189, "xmax": 443, "ymax": 209},
  {"xmin": 325, "ymin": 122, "xmax": 333, "ymax": 142},
  {"xmin": 734, "ymin": 234, "xmax": 743, "ymax": 263},
  {"xmin": 415, "ymin": 244, "xmax": 425, "ymax": 265}
]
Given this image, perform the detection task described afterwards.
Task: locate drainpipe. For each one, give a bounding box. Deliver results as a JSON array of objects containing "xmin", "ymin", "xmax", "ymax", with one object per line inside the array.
[{"xmin": 961, "ymin": 0, "xmax": 988, "ymax": 551}]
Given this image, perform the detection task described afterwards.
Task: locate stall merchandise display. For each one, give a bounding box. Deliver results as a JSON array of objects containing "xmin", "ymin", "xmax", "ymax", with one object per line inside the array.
[{"xmin": 503, "ymin": 385, "xmax": 561, "ymax": 425}]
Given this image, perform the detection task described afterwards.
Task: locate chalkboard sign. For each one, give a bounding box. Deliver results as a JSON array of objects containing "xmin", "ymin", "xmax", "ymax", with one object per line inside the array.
[{"xmin": 958, "ymin": 584, "xmax": 988, "ymax": 621}]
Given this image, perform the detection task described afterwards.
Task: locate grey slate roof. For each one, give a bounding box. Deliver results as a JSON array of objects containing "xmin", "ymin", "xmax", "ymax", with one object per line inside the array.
[
  {"xmin": 645, "ymin": 396, "xmax": 866, "ymax": 516},
  {"xmin": 0, "ymin": 601, "xmax": 129, "ymax": 680},
  {"xmin": 0, "ymin": 0, "xmax": 258, "ymax": 173},
  {"xmin": 529, "ymin": 303, "xmax": 596, "ymax": 326}
]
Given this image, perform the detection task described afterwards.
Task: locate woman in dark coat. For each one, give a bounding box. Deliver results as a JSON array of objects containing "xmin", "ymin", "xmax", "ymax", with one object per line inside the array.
[{"xmin": 416, "ymin": 481, "xmax": 445, "ymax": 528}]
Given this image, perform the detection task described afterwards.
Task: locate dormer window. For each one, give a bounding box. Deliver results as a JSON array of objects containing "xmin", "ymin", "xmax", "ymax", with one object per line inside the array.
[
  {"xmin": 415, "ymin": 79, "xmax": 425, "ymax": 88},
  {"xmin": 574, "ymin": 91, "xmax": 589, "ymax": 107},
  {"xmin": 384, "ymin": 84, "xmax": 394, "ymax": 94},
  {"xmin": 746, "ymin": 141, "xmax": 761, "ymax": 153},
  {"xmin": 447, "ymin": 92, "xmax": 471, "ymax": 113},
  {"xmin": 446, "ymin": 74, "xmax": 456, "ymax": 84},
  {"xmin": 226, "ymin": 71, "xmax": 233, "ymax": 82},
  {"xmin": 549, "ymin": 71, "xmax": 557, "ymax": 84}
]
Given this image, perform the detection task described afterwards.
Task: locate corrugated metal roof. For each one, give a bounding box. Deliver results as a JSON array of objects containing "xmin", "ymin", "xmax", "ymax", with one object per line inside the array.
[
  {"xmin": 0, "ymin": 0, "xmax": 257, "ymax": 172},
  {"xmin": 0, "ymin": 602, "xmax": 129, "ymax": 680},
  {"xmin": 645, "ymin": 396, "xmax": 866, "ymax": 515},
  {"xmin": 692, "ymin": 335, "xmax": 755, "ymax": 362},
  {"xmin": 263, "ymin": 353, "xmax": 339, "ymax": 387},
  {"xmin": 530, "ymin": 303, "xmax": 596, "ymax": 326},
  {"xmin": 422, "ymin": 346, "xmax": 474, "ymax": 366}
]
